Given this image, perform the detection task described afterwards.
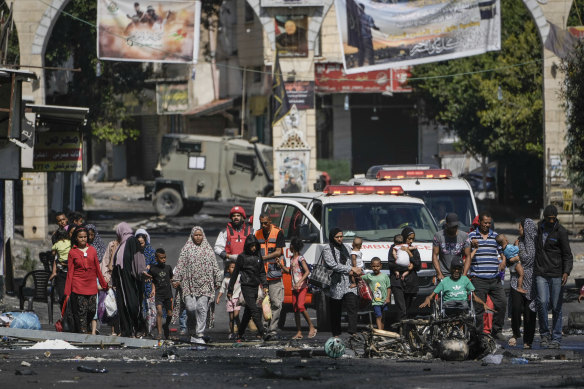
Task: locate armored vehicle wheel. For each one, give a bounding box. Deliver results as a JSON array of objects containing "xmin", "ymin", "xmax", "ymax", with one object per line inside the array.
[{"xmin": 154, "ymin": 188, "xmax": 183, "ymax": 216}]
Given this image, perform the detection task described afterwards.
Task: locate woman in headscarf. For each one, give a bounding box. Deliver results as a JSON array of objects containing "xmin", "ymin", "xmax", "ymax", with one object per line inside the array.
[
  {"xmin": 111, "ymin": 222, "xmax": 148, "ymax": 337},
  {"xmin": 172, "ymin": 226, "xmax": 222, "ymax": 345},
  {"xmin": 135, "ymin": 228, "xmax": 157, "ymax": 336},
  {"xmin": 324, "ymin": 227, "xmax": 363, "ymax": 337},
  {"xmin": 86, "ymin": 224, "xmax": 106, "ymax": 263},
  {"xmin": 387, "ymin": 227, "xmax": 421, "ymax": 321},
  {"xmin": 508, "ymin": 218, "xmax": 538, "ymax": 349}
]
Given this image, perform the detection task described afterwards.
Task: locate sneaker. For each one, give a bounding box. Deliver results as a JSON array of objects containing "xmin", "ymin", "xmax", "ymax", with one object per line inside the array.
[
  {"xmin": 540, "ymin": 337, "xmax": 550, "ymax": 348},
  {"xmin": 190, "ymin": 336, "xmax": 206, "ymax": 345},
  {"xmin": 492, "ymin": 332, "xmax": 507, "ymax": 341},
  {"xmin": 547, "ymin": 340, "xmax": 561, "ymax": 349}
]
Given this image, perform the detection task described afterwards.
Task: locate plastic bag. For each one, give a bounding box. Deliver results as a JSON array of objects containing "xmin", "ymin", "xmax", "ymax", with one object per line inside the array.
[
  {"xmin": 104, "ymin": 289, "xmax": 117, "ymax": 318},
  {"xmin": 262, "ymin": 295, "xmax": 272, "ymax": 321},
  {"xmin": 8, "ymin": 312, "xmax": 41, "ymax": 330},
  {"xmin": 97, "ymin": 291, "xmax": 107, "ymax": 323}
]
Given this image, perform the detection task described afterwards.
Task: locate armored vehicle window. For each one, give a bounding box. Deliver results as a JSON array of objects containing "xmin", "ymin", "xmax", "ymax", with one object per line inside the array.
[
  {"xmin": 177, "ymin": 141, "xmax": 202, "ymax": 153},
  {"xmin": 234, "ymin": 153, "xmax": 256, "ymax": 172}
]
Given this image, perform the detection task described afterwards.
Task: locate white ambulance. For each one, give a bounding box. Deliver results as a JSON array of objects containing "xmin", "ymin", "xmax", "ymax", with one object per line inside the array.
[
  {"xmin": 347, "ymin": 166, "xmax": 478, "ymax": 231},
  {"xmin": 253, "ymin": 185, "xmax": 438, "ymax": 331}
]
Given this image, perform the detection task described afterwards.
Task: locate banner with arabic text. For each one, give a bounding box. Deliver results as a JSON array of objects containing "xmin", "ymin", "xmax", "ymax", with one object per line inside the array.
[
  {"xmin": 97, "ymin": 0, "xmax": 200, "ymax": 63},
  {"xmin": 335, "ymin": 0, "xmax": 500, "ymax": 74},
  {"xmin": 32, "ymin": 132, "xmax": 83, "ymax": 172}
]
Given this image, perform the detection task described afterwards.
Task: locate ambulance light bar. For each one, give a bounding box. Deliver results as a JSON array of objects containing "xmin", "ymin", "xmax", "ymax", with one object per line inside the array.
[
  {"xmin": 377, "ymin": 169, "xmax": 452, "ymax": 180},
  {"xmin": 323, "ymin": 185, "xmax": 404, "ymax": 195}
]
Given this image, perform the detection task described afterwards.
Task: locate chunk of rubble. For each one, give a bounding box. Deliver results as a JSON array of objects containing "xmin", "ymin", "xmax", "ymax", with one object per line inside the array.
[{"xmin": 28, "ymin": 339, "xmax": 78, "ymax": 350}]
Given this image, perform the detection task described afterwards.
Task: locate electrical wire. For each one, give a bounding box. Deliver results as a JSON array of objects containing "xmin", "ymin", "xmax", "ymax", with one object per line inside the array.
[{"xmin": 37, "ymin": 0, "xmax": 546, "ymax": 83}]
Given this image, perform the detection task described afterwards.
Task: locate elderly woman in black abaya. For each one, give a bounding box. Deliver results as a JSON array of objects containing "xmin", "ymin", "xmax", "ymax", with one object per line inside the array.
[
  {"xmin": 324, "ymin": 228, "xmax": 363, "ymax": 337},
  {"xmin": 387, "ymin": 227, "xmax": 421, "ymax": 321}
]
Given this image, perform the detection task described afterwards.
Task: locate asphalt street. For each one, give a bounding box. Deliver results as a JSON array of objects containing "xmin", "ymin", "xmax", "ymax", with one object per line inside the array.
[{"xmin": 1, "ymin": 182, "xmax": 583, "ymax": 388}]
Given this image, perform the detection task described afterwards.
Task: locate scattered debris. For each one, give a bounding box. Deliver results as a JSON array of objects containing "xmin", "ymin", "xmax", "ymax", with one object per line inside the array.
[
  {"xmin": 20, "ymin": 361, "xmax": 31, "ymax": 367},
  {"xmin": 28, "ymin": 339, "xmax": 78, "ymax": 350},
  {"xmin": 276, "ymin": 348, "xmax": 313, "ymax": 358},
  {"xmin": 15, "ymin": 369, "xmax": 36, "ymax": 376},
  {"xmin": 77, "ymin": 366, "xmax": 108, "ymax": 373},
  {"xmin": 481, "ymin": 354, "xmax": 503, "ymax": 365}
]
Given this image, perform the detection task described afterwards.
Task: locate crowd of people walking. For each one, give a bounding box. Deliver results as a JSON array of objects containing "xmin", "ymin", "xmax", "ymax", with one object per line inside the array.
[{"xmin": 48, "ymin": 202, "xmax": 575, "ymax": 349}]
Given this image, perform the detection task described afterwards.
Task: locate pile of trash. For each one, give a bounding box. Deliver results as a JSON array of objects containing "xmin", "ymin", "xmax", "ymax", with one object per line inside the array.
[{"xmin": 0, "ymin": 312, "xmax": 41, "ymax": 330}]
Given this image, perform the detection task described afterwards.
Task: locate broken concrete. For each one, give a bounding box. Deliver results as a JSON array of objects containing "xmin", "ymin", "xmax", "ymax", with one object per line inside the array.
[{"xmin": 0, "ymin": 327, "xmax": 159, "ymax": 348}]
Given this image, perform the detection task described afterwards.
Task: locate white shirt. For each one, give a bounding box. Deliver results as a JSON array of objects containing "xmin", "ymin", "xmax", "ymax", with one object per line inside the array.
[
  {"xmin": 219, "ymin": 275, "xmax": 241, "ymax": 299},
  {"xmin": 351, "ymin": 250, "xmax": 364, "ymax": 268}
]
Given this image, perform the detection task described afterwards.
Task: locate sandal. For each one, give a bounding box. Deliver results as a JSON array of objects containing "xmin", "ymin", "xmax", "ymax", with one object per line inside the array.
[
  {"xmin": 292, "ymin": 334, "xmax": 303, "ymax": 340},
  {"xmin": 308, "ymin": 329, "xmax": 317, "ymax": 339},
  {"xmin": 508, "ymin": 337, "xmax": 517, "ymax": 347}
]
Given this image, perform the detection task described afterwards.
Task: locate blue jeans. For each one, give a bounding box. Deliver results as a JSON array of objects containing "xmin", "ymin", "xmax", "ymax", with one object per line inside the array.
[
  {"xmin": 179, "ymin": 309, "xmax": 187, "ymax": 332},
  {"xmin": 535, "ymin": 276, "xmax": 563, "ymax": 342}
]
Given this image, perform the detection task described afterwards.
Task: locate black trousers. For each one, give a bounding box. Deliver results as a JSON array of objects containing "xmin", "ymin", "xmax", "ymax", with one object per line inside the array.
[
  {"xmin": 55, "ymin": 270, "xmax": 68, "ymax": 309},
  {"xmin": 329, "ymin": 292, "xmax": 359, "ymax": 337},
  {"xmin": 471, "ymin": 277, "xmax": 507, "ymax": 334},
  {"xmin": 239, "ymin": 285, "xmax": 264, "ymax": 337},
  {"xmin": 392, "ymin": 287, "xmax": 416, "ymax": 320},
  {"xmin": 510, "ymin": 288, "xmax": 537, "ymax": 345}
]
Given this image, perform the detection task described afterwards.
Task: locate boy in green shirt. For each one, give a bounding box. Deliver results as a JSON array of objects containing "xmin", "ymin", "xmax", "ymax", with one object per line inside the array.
[
  {"xmin": 420, "ymin": 258, "xmax": 490, "ymax": 315},
  {"xmin": 361, "ymin": 257, "xmax": 391, "ymax": 330}
]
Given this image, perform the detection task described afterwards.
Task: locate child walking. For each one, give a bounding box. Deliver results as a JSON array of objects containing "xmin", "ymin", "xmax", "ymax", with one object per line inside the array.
[
  {"xmin": 50, "ymin": 227, "xmax": 72, "ymax": 309},
  {"xmin": 216, "ymin": 261, "xmax": 241, "ymax": 339},
  {"xmin": 148, "ymin": 248, "xmax": 174, "ymax": 339},
  {"xmin": 361, "ymin": 257, "xmax": 391, "ymax": 330},
  {"xmin": 289, "ymin": 238, "xmax": 317, "ymax": 339}
]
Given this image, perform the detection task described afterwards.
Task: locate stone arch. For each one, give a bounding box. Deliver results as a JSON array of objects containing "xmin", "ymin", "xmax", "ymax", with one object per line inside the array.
[{"xmin": 13, "ymin": 0, "xmax": 72, "ymax": 103}]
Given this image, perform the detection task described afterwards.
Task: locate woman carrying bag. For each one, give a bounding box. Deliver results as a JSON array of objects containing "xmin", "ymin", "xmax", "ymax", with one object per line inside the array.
[{"xmin": 324, "ymin": 228, "xmax": 363, "ymax": 337}]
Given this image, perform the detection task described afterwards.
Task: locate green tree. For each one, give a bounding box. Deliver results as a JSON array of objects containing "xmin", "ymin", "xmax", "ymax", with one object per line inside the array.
[
  {"xmin": 560, "ymin": 39, "xmax": 584, "ymax": 197},
  {"xmin": 45, "ymin": 0, "xmax": 149, "ymax": 144},
  {"xmin": 411, "ymin": 0, "xmax": 543, "ymax": 202}
]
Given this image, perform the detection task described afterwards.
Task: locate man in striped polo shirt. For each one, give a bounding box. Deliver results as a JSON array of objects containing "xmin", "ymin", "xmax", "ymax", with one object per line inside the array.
[{"xmin": 464, "ymin": 211, "xmax": 507, "ymax": 340}]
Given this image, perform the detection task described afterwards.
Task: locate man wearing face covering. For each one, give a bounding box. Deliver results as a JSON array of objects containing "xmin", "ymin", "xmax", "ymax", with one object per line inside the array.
[
  {"xmin": 535, "ymin": 204, "xmax": 573, "ymax": 349},
  {"xmin": 324, "ymin": 227, "xmax": 363, "ymax": 337}
]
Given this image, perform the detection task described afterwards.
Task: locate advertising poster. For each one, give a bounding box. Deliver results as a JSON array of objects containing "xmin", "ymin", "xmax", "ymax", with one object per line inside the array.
[
  {"xmin": 156, "ymin": 83, "xmax": 189, "ymax": 114},
  {"xmin": 277, "ymin": 150, "xmax": 310, "ymax": 193},
  {"xmin": 285, "ymin": 81, "xmax": 314, "ymax": 110},
  {"xmin": 97, "ymin": 0, "xmax": 200, "ymax": 63},
  {"xmin": 275, "ymin": 15, "xmax": 309, "ymax": 57},
  {"xmin": 334, "ymin": 0, "xmax": 500, "ymax": 73},
  {"xmin": 32, "ymin": 132, "xmax": 83, "ymax": 172}
]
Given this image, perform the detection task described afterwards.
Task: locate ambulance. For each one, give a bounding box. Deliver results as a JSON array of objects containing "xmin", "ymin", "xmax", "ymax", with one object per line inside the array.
[
  {"xmin": 347, "ymin": 166, "xmax": 478, "ymax": 231},
  {"xmin": 253, "ymin": 185, "xmax": 438, "ymax": 331}
]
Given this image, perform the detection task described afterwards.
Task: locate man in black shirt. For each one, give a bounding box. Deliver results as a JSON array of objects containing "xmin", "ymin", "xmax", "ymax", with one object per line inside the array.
[{"xmin": 149, "ymin": 248, "xmax": 174, "ymax": 339}]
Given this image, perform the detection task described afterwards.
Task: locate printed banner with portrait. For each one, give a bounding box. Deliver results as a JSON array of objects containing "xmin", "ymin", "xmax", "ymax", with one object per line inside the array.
[
  {"xmin": 97, "ymin": 0, "xmax": 200, "ymax": 63},
  {"xmin": 335, "ymin": 0, "xmax": 500, "ymax": 74},
  {"xmin": 275, "ymin": 15, "xmax": 309, "ymax": 57},
  {"xmin": 277, "ymin": 150, "xmax": 310, "ymax": 194}
]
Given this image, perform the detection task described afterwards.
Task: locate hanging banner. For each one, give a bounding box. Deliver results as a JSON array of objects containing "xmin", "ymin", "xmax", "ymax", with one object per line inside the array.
[
  {"xmin": 334, "ymin": 0, "xmax": 500, "ymax": 74},
  {"xmin": 97, "ymin": 0, "xmax": 200, "ymax": 63},
  {"xmin": 315, "ymin": 63, "xmax": 411, "ymax": 93},
  {"xmin": 32, "ymin": 132, "xmax": 83, "ymax": 172},
  {"xmin": 285, "ymin": 81, "xmax": 314, "ymax": 110}
]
